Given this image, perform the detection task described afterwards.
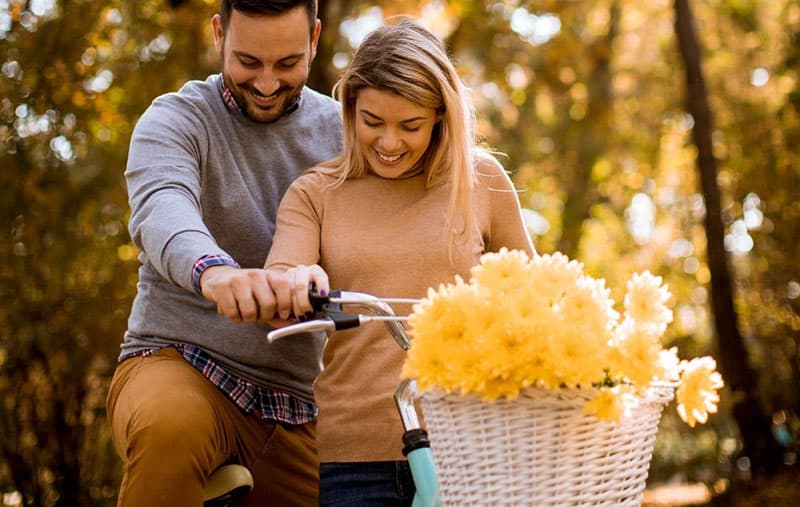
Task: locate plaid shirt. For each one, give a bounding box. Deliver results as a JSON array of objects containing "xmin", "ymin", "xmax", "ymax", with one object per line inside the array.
[
  {"xmin": 125, "ymin": 345, "xmax": 317, "ymax": 424},
  {"xmin": 123, "ymin": 79, "xmax": 315, "ymax": 425}
]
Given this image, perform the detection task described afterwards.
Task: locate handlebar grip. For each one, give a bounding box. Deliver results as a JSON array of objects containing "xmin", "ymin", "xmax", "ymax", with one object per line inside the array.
[{"xmin": 328, "ymin": 312, "xmax": 362, "ymax": 330}]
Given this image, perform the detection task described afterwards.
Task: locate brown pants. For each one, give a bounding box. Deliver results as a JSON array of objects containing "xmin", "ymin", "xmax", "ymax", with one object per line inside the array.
[{"xmin": 106, "ymin": 347, "xmax": 318, "ymax": 507}]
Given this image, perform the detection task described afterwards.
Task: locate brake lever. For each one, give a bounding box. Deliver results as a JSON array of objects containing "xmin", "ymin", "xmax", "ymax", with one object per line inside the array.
[{"xmin": 309, "ymin": 288, "xmax": 343, "ymax": 314}]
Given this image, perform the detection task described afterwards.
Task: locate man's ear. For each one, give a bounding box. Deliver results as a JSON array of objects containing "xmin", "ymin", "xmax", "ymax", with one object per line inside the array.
[
  {"xmin": 309, "ymin": 19, "xmax": 322, "ymax": 61},
  {"xmin": 211, "ymin": 14, "xmax": 225, "ymax": 54}
]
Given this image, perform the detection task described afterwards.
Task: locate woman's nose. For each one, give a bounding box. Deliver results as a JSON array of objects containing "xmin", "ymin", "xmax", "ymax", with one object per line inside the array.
[{"xmin": 378, "ymin": 129, "xmax": 402, "ymax": 151}]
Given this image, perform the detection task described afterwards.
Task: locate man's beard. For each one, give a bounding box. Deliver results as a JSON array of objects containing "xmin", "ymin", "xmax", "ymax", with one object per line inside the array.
[
  {"xmin": 238, "ymin": 82, "xmax": 301, "ymax": 123},
  {"xmin": 219, "ymin": 68, "xmax": 302, "ymax": 123}
]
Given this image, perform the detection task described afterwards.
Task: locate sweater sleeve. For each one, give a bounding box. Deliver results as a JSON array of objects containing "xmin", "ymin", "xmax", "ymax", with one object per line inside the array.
[
  {"xmin": 477, "ymin": 153, "xmax": 537, "ymax": 257},
  {"xmin": 264, "ymin": 172, "xmax": 325, "ymax": 270},
  {"xmin": 126, "ymin": 95, "xmax": 227, "ymax": 292}
]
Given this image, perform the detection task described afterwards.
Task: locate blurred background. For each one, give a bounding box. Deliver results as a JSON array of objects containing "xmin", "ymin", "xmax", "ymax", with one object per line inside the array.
[{"xmin": 1, "ymin": 0, "xmax": 798, "ymax": 505}]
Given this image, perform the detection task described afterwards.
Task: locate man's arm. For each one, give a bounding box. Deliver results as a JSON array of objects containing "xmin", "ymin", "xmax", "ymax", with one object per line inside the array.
[{"xmin": 126, "ymin": 96, "xmax": 222, "ymax": 291}]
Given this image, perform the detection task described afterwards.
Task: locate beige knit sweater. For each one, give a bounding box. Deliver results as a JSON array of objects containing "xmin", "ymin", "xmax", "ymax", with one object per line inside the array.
[{"xmin": 265, "ymin": 155, "xmax": 535, "ymax": 462}]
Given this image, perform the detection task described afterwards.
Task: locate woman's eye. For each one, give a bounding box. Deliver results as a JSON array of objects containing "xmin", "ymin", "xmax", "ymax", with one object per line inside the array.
[
  {"xmin": 402, "ymin": 126, "xmax": 421, "ymax": 132},
  {"xmin": 364, "ymin": 121, "xmax": 381, "ymax": 128}
]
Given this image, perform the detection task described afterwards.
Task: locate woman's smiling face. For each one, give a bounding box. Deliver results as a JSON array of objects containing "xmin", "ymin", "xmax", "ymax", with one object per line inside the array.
[{"xmin": 355, "ymin": 87, "xmax": 438, "ymax": 179}]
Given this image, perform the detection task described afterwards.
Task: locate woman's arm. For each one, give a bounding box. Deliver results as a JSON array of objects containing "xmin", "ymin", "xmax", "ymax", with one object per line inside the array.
[
  {"xmin": 476, "ymin": 153, "xmax": 537, "ymax": 256},
  {"xmin": 264, "ymin": 172, "xmax": 331, "ymax": 319}
]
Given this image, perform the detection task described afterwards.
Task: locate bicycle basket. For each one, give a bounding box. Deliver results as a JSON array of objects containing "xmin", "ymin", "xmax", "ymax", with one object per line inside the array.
[{"xmin": 419, "ymin": 383, "xmax": 674, "ymax": 506}]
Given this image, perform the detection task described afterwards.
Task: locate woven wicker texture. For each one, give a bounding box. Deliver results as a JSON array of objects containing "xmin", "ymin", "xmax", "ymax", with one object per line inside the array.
[{"xmin": 419, "ymin": 384, "xmax": 674, "ymax": 506}]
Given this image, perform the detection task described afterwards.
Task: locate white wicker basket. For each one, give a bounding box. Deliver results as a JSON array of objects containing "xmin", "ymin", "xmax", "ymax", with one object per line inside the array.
[{"xmin": 419, "ymin": 384, "xmax": 675, "ymax": 506}]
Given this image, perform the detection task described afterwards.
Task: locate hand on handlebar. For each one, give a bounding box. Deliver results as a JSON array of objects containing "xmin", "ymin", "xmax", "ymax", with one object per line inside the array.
[
  {"xmin": 266, "ymin": 265, "xmax": 330, "ymax": 320},
  {"xmin": 200, "ymin": 264, "xmax": 329, "ymax": 325},
  {"xmin": 200, "ymin": 265, "xmax": 282, "ymax": 324}
]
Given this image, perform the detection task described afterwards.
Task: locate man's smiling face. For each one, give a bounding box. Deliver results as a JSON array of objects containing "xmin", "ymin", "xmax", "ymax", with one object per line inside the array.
[{"xmin": 212, "ymin": 6, "xmax": 320, "ymax": 123}]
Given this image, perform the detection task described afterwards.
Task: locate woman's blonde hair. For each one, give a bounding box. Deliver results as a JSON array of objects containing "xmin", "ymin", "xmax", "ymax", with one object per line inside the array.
[{"xmin": 325, "ymin": 18, "xmax": 478, "ymax": 240}]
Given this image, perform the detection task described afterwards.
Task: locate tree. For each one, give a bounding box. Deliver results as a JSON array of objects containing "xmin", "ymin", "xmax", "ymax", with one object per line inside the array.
[{"xmin": 673, "ymin": 0, "xmax": 782, "ymax": 476}]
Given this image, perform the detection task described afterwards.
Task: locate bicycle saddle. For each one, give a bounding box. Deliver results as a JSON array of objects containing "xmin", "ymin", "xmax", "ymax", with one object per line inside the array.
[{"xmin": 203, "ymin": 464, "xmax": 254, "ymax": 507}]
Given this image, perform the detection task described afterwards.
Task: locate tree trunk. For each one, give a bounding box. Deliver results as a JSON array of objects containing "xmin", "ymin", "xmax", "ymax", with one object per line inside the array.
[{"xmin": 673, "ymin": 0, "xmax": 781, "ymax": 476}]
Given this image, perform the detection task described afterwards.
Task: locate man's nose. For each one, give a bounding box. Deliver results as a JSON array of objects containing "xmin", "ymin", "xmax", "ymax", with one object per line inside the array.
[{"xmin": 253, "ymin": 69, "xmax": 280, "ymax": 96}]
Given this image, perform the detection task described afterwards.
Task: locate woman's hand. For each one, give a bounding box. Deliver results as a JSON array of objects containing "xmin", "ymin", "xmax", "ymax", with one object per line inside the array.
[{"xmin": 267, "ymin": 265, "xmax": 330, "ymax": 322}]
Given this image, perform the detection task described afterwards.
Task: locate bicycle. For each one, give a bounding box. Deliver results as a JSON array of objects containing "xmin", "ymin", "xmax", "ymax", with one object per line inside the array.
[{"xmin": 267, "ymin": 289, "xmax": 442, "ymax": 507}]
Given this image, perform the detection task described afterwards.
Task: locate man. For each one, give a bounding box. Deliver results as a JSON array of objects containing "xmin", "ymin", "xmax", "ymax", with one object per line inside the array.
[{"xmin": 105, "ymin": 1, "xmax": 341, "ymax": 505}]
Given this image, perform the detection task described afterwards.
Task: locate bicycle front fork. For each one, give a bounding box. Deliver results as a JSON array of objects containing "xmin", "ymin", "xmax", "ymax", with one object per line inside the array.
[{"xmin": 395, "ymin": 379, "xmax": 441, "ymax": 507}]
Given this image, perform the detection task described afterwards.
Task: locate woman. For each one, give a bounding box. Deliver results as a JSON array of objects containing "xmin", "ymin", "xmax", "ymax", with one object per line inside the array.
[{"xmin": 265, "ymin": 19, "xmax": 536, "ymax": 506}]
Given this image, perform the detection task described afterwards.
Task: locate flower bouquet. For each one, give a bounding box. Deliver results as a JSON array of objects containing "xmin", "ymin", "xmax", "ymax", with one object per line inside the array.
[{"xmin": 402, "ymin": 248, "xmax": 724, "ymax": 506}]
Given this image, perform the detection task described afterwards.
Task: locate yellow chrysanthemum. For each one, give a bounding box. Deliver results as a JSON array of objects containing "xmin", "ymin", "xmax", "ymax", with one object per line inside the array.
[
  {"xmin": 613, "ymin": 320, "xmax": 663, "ymax": 387},
  {"xmin": 560, "ymin": 277, "xmax": 617, "ymax": 334},
  {"xmin": 470, "ymin": 247, "xmax": 531, "ymax": 294},
  {"xmin": 527, "ymin": 252, "xmax": 584, "ymax": 304},
  {"xmin": 657, "ymin": 347, "xmax": 682, "ymax": 382},
  {"xmin": 583, "ymin": 386, "xmax": 631, "ymax": 423},
  {"xmin": 676, "ymin": 357, "xmax": 725, "ymax": 427},
  {"xmin": 623, "ymin": 271, "xmax": 673, "ymax": 329},
  {"xmin": 549, "ymin": 324, "xmax": 607, "ymax": 386}
]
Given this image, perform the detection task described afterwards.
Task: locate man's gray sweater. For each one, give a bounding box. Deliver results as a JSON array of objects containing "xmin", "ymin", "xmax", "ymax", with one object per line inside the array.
[{"xmin": 121, "ymin": 74, "xmax": 342, "ymax": 403}]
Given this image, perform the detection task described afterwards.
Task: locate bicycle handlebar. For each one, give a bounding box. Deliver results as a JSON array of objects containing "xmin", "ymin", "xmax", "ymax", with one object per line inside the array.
[{"xmin": 266, "ymin": 289, "xmax": 416, "ymax": 350}]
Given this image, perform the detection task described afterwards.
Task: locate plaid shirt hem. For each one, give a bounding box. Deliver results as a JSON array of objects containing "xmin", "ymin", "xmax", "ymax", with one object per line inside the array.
[{"xmin": 120, "ymin": 345, "xmax": 317, "ymax": 425}]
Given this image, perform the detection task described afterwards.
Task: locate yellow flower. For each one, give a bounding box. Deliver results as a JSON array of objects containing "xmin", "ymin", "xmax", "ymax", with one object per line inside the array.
[
  {"xmin": 527, "ymin": 253, "xmax": 585, "ymax": 304},
  {"xmin": 405, "ymin": 279, "xmax": 484, "ymax": 393},
  {"xmin": 624, "ymin": 271, "xmax": 673, "ymax": 330},
  {"xmin": 583, "ymin": 386, "xmax": 633, "ymax": 423},
  {"xmin": 612, "ymin": 320, "xmax": 663, "ymax": 387},
  {"xmin": 657, "ymin": 347, "xmax": 681, "ymax": 382},
  {"xmin": 676, "ymin": 357, "xmax": 725, "ymax": 427},
  {"xmin": 470, "ymin": 247, "xmax": 531, "ymax": 294},
  {"xmin": 560, "ymin": 276, "xmax": 618, "ymax": 335}
]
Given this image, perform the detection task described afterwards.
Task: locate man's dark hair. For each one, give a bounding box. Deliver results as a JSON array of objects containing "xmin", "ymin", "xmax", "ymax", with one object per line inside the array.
[{"xmin": 219, "ymin": 0, "xmax": 317, "ymax": 32}]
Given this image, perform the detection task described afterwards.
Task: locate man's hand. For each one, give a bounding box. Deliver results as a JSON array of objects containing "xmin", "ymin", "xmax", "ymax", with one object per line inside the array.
[{"xmin": 200, "ymin": 265, "xmax": 278, "ymax": 323}]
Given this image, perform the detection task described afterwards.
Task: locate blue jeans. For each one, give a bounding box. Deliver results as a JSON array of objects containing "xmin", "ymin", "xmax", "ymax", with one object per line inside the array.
[{"xmin": 319, "ymin": 461, "xmax": 416, "ymax": 506}]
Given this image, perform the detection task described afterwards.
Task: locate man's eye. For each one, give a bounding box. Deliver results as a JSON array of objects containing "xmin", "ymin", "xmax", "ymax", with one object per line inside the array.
[{"xmin": 278, "ymin": 59, "xmax": 300, "ymax": 69}]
